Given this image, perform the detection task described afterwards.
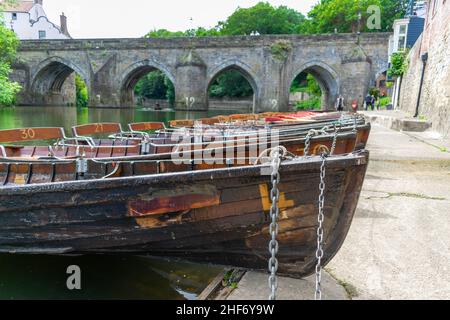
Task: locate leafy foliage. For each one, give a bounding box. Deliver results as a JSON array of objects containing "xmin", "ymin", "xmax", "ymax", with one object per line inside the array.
[
  {"xmin": 292, "ymin": 73, "xmax": 322, "ymax": 110},
  {"xmin": 270, "ymin": 40, "xmax": 292, "ymax": 61},
  {"xmin": 301, "ymin": 0, "xmax": 407, "ymax": 34},
  {"xmin": 218, "ymin": 2, "xmax": 305, "ymax": 35},
  {"xmin": 145, "ymin": 27, "xmax": 220, "ymax": 38},
  {"xmin": 134, "ymin": 70, "xmax": 175, "ymax": 106},
  {"xmin": 388, "ymin": 51, "xmax": 408, "ymax": 77},
  {"xmin": 145, "ymin": 29, "xmax": 185, "ymax": 38},
  {"xmin": 208, "ymin": 70, "xmax": 253, "ymax": 98},
  {"xmin": 379, "ymin": 96, "xmax": 391, "ymax": 107},
  {"xmin": 0, "ymin": 7, "xmax": 21, "ymax": 107},
  {"xmin": 75, "ymin": 74, "xmax": 88, "ymax": 107},
  {"xmin": 296, "ymin": 97, "xmax": 321, "ymax": 110}
]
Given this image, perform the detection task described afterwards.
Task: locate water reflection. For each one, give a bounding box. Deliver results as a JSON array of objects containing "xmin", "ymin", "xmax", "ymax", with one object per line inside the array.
[
  {"xmin": 0, "ymin": 106, "xmax": 235, "ymax": 132},
  {"xmin": 0, "ymin": 254, "xmax": 222, "ymax": 300}
]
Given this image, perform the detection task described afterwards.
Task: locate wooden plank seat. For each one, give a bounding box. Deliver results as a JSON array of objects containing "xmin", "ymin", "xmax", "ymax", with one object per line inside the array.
[
  {"xmin": 169, "ymin": 119, "xmax": 195, "ymax": 128},
  {"xmin": 0, "ymin": 127, "xmax": 66, "ymax": 144},
  {"xmin": 71, "ymin": 123, "xmax": 145, "ymax": 147},
  {"xmin": 72, "ymin": 123, "xmax": 123, "ymax": 137},
  {"xmin": 229, "ymin": 114, "xmax": 259, "ymax": 121},
  {"xmin": 0, "ymin": 127, "xmax": 68, "ymax": 158},
  {"xmin": 128, "ymin": 122, "xmax": 166, "ymax": 132}
]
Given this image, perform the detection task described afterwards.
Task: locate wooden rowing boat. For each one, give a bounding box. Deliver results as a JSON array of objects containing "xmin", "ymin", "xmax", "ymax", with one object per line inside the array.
[{"xmin": 0, "ymin": 150, "xmax": 369, "ymax": 278}]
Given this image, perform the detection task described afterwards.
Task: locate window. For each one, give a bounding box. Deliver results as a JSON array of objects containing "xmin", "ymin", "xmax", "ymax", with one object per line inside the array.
[
  {"xmin": 38, "ymin": 30, "xmax": 46, "ymax": 39},
  {"xmin": 397, "ymin": 23, "xmax": 407, "ymax": 50},
  {"xmin": 12, "ymin": 13, "xmax": 17, "ymax": 20}
]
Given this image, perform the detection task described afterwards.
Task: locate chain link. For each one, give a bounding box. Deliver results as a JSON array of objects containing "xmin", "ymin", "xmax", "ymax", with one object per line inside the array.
[
  {"xmin": 304, "ymin": 129, "xmax": 317, "ymax": 157},
  {"xmin": 268, "ymin": 148, "xmax": 282, "ymax": 300},
  {"xmin": 315, "ymin": 153, "xmax": 327, "ymax": 300},
  {"xmin": 330, "ymin": 124, "xmax": 340, "ymax": 155}
]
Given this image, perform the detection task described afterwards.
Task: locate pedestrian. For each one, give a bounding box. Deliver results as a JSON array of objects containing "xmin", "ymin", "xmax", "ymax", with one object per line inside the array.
[
  {"xmin": 365, "ymin": 94, "xmax": 373, "ymax": 111},
  {"xmin": 371, "ymin": 95, "xmax": 376, "ymax": 111},
  {"xmin": 335, "ymin": 94, "xmax": 344, "ymax": 112}
]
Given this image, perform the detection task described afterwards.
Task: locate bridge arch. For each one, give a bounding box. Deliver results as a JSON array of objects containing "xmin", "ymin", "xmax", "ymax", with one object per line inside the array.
[
  {"xmin": 119, "ymin": 59, "xmax": 175, "ymax": 107},
  {"xmin": 206, "ymin": 60, "xmax": 260, "ymax": 112},
  {"xmin": 289, "ymin": 61, "xmax": 340, "ymax": 110},
  {"xmin": 31, "ymin": 57, "xmax": 90, "ymax": 106}
]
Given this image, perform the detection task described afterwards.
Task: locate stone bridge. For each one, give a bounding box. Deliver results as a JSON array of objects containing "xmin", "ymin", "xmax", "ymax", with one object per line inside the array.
[{"xmin": 12, "ymin": 33, "xmax": 390, "ymax": 111}]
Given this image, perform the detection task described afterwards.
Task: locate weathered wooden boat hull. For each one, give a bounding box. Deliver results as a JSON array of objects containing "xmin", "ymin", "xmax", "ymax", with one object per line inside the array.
[{"xmin": 0, "ymin": 151, "xmax": 369, "ymax": 277}]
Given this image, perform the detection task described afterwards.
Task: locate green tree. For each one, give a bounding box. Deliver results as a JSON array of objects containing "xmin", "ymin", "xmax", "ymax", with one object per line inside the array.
[
  {"xmin": 292, "ymin": 73, "xmax": 322, "ymax": 110},
  {"xmin": 164, "ymin": 76, "xmax": 175, "ymax": 106},
  {"xmin": 301, "ymin": 0, "xmax": 407, "ymax": 34},
  {"xmin": 144, "ymin": 29, "xmax": 185, "ymax": 38},
  {"xmin": 134, "ymin": 71, "xmax": 175, "ymax": 107},
  {"xmin": 0, "ymin": 1, "xmax": 21, "ymax": 106},
  {"xmin": 379, "ymin": 0, "xmax": 409, "ymax": 32},
  {"xmin": 75, "ymin": 74, "xmax": 88, "ymax": 107},
  {"xmin": 219, "ymin": 2, "xmax": 305, "ymax": 35},
  {"xmin": 208, "ymin": 70, "xmax": 253, "ymax": 98},
  {"xmin": 135, "ymin": 71, "xmax": 169, "ymax": 100}
]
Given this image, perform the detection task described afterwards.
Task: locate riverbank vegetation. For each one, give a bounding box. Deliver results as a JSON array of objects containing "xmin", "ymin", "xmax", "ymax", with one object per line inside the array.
[
  {"xmin": 75, "ymin": 75, "xmax": 89, "ymax": 108},
  {"xmin": 291, "ymin": 73, "xmax": 322, "ymax": 110},
  {"xmin": 0, "ymin": 1, "xmax": 21, "ymax": 107},
  {"xmin": 134, "ymin": 70, "xmax": 175, "ymax": 107}
]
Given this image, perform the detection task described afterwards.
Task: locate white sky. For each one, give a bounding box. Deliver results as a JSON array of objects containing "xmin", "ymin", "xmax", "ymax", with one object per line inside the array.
[{"xmin": 42, "ymin": 0, "xmax": 319, "ymax": 39}]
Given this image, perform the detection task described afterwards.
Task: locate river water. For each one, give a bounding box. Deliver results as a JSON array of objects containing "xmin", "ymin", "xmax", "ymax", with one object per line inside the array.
[{"xmin": 0, "ymin": 105, "xmax": 234, "ymax": 300}]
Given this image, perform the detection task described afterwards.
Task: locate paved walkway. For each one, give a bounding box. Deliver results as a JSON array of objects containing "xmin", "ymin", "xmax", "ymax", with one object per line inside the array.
[
  {"xmin": 328, "ymin": 124, "xmax": 450, "ymax": 299},
  {"xmin": 227, "ymin": 124, "xmax": 450, "ymax": 300},
  {"xmin": 227, "ymin": 271, "xmax": 348, "ymax": 300}
]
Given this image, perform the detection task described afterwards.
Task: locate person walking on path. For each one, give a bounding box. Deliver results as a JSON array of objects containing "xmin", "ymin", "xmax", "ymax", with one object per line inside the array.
[
  {"xmin": 336, "ymin": 94, "xmax": 344, "ymax": 112},
  {"xmin": 365, "ymin": 94, "xmax": 373, "ymax": 111}
]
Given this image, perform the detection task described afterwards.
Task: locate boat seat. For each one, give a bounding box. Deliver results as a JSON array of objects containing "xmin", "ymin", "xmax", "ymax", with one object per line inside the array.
[
  {"xmin": 71, "ymin": 123, "xmax": 145, "ymax": 148},
  {"xmin": 196, "ymin": 118, "xmax": 221, "ymax": 126},
  {"xmin": 229, "ymin": 114, "xmax": 259, "ymax": 121},
  {"xmin": 169, "ymin": 119, "xmax": 195, "ymax": 128},
  {"xmin": 128, "ymin": 122, "xmax": 166, "ymax": 132},
  {"xmin": 0, "ymin": 127, "xmax": 68, "ymax": 158},
  {"xmin": 0, "ymin": 127, "xmax": 66, "ymax": 144},
  {"xmin": 72, "ymin": 123, "xmax": 123, "ymax": 137}
]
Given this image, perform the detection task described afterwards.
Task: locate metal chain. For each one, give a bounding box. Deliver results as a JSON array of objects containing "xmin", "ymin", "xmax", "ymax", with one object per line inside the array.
[
  {"xmin": 315, "ymin": 153, "xmax": 327, "ymax": 300},
  {"xmin": 330, "ymin": 124, "xmax": 339, "ymax": 155},
  {"xmin": 304, "ymin": 129, "xmax": 317, "ymax": 157},
  {"xmin": 268, "ymin": 148, "xmax": 282, "ymax": 301}
]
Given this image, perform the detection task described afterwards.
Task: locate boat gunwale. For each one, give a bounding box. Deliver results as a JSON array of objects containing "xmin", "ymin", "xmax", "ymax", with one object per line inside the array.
[
  {"xmin": 0, "ymin": 150, "xmax": 369, "ymax": 195},
  {"xmin": 0, "ymin": 130, "xmax": 361, "ymax": 164}
]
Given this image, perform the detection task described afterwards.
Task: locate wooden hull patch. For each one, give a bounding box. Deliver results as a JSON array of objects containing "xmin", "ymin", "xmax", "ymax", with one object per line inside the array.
[{"xmin": 128, "ymin": 184, "xmax": 220, "ymax": 217}]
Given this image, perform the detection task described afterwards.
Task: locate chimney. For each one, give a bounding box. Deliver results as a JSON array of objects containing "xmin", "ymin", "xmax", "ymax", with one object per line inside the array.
[
  {"xmin": 60, "ymin": 12, "xmax": 70, "ymax": 37},
  {"xmin": 34, "ymin": 0, "xmax": 43, "ymax": 5}
]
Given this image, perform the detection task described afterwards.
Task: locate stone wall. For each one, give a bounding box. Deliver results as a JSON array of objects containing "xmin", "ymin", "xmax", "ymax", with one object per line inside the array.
[
  {"xmin": 399, "ymin": 0, "xmax": 450, "ymax": 138},
  {"xmin": 208, "ymin": 98, "xmax": 254, "ymax": 112}
]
